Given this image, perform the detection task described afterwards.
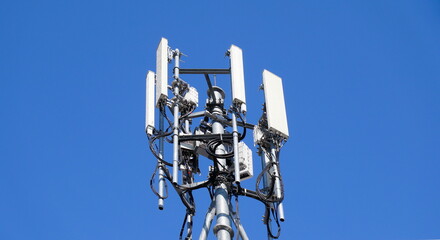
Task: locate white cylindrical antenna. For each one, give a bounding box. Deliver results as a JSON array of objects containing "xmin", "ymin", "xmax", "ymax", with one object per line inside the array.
[
  {"xmin": 229, "ymin": 45, "xmax": 247, "ymax": 112},
  {"xmin": 156, "ymin": 38, "xmax": 169, "ymax": 106},
  {"xmin": 229, "ymin": 44, "xmax": 247, "ymax": 184},
  {"xmin": 145, "ymin": 71, "xmax": 155, "ymax": 135}
]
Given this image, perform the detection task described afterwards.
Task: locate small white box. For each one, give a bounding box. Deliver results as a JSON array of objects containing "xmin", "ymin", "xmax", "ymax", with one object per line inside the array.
[
  {"xmin": 184, "ymin": 86, "xmax": 198, "ymax": 107},
  {"xmin": 253, "ymin": 125, "xmax": 264, "ymax": 146},
  {"xmin": 237, "ymin": 142, "xmax": 253, "ymax": 181}
]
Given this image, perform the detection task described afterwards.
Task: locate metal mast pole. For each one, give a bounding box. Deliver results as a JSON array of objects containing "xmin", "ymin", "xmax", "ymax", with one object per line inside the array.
[
  {"xmin": 231, "ymin": 112, "xmax": 240, "ymax": 184},
  {"xmin": 260, "ymin": 148, "xmax": 274, "ymax": 240},
  {"xmin": 172, "ymin": 49, "xmax": 180, "ymax": 183},
  {"xmin": 270, "ymin": 145, "xmax": 285, "ymax": 221},
  {"xmin": 260, "ymin": 144, "xmax": 285, "ymax": 240},
  {"xmin": 199, "ymin": 201, "xmax": 216, "ymax": 240},
  {"xmin": 211, "ymin": 87, "xmax": 233, "ymax": 240},
  {"xmin": 158, "ymin": 107, "xmax": 165, "ymax": 210}
]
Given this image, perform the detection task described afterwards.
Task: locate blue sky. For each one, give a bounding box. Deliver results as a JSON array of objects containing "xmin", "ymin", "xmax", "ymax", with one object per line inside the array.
[{"xmin": 1, "ymin": 0, "xmax": 439, "ymax": 239}]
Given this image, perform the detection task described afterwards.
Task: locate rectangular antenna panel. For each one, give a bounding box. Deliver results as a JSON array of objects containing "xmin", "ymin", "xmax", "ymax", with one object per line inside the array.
[
  {"xmin": 145, "ymin": 71, "xmax": 155, "ymax": 135},
  {"xmin": 156, "ymin": 38, "xmax": 168, "ymax": 106},
  {"xmin": 229, "ymin": 45, "xmax": 246, "ymax": 107},
  {"xmin": 262, "ymin": 70, "xmax": 289, "ymax": 139}
]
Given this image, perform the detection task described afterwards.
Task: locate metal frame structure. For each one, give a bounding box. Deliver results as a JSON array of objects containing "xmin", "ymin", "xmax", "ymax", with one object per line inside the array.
[{"xmin": 145, "ymin": 38, "xmax": 290, "ymax": 240}]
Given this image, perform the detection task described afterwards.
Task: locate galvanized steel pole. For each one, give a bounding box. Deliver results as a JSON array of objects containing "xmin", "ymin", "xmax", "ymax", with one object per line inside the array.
[
  {"xmin": 172, "ymin": 49, "xmax": 180, "ymax": 183},
  {"xmin": 211, "ymin": 87, "xmax": 233, "ymax": 240},
  {"xmin": 158, "ymin": 107, "xmax": 165, "ymax": 210}
]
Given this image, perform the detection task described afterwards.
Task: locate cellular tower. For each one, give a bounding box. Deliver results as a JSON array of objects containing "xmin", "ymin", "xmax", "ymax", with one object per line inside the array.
[{"xmin": 145, "ymin": 38, "xmax": 289, "ymax": 240}]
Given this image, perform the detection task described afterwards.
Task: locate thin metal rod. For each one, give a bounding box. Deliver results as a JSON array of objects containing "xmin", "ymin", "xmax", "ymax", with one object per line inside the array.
[
  {"xmin": 270, "ymin": 146, "xmax": 282, "ymax": 200},
  {"xmin": 228, "ymin": 202, "xmax": 249, "ymax": 240},
  {"xmin": 277, "ymin": 202, "xmax": 285, "ymax": 222},
  {"xmin": 172, "ymin": 50, "xmax": 180, "ymax": 183},
  {"xmin": 231, "ymin": 112, "xmax": 240, "ymax": 183},
  {"xmin": 199, "ymin": 201, "xmax": 216, "ymax": 240},
  {"xmin": 187, "ymin": 110, "xmax": 206, "ymax": 119},
  {"xmin": 269, "ymin": 145, "xmax": 285, "ymax": 221},
  {"xmin": 187, "ymin": 213, "xmax": 193, "ymax": 239},
  {"xmin": 206, "ymin": 112, "xmax": 255, "ymax": 129},
  {"xmin": 180, "ymin": 68, "xmax": 230, "ymax": 75},
  {"xmin": 185, "ymin": 119, "xmax": 190, "ymax": 134},
  {"xmin": 260, "ymin": 148, "xmax": 271, "ymax": 194},
  {"xmin": 260, "ymin": 151, "xmax": 274, "ymax": 240},
  {"xmin": 236, "ymin": 223, "xmax": 249, "ymax": 240},
  {"xmin": 181, "ymin": 110, "xmax": 254, "ymax": 129},
  {"xmin": 158, "ymin": 107, "xmax": 165, "ymax": 210},
  {"xmin": 204, "ymin": 74, "xmax": 215, "ymax": 102},
  {"xmin": 231, "ymin": 217, "xmax": 249, "ymax": 240},
  {"xmin": 267, "ymin": 214, "xmax": 273, "ymax": 240}
]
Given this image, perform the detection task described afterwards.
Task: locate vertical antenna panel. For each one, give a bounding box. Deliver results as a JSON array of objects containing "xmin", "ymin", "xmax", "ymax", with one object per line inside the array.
[
  {"xmin": 229, "ymin": 45, "xmax": 246, "ymax": 107},
  {"xmin": 145, "ymin": 71, "xmax": 155, "ymax": 135},
  {"xmin": 156, "ymin": 38, "xmax": 168, "ymax": 106},
  {"xmin": 262, "ymin": 70, "xmax": 289, "ymax": 139}
]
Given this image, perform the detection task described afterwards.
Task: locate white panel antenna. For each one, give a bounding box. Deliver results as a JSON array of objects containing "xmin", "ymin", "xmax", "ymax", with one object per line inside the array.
[
  {"xmin": 156, "ymin": 38, "xmax": 169, "ymax": 106},
  {"xmin": 262, "ymin": 70, "xmax": 289, "ymax": 139},
  {"xmin": 229, "ymin": 45, "xmax": 246, "ymax": 111},
  {"xmin": 145, "ymin": 71, "xmax": 155, "ymax": 135}
]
